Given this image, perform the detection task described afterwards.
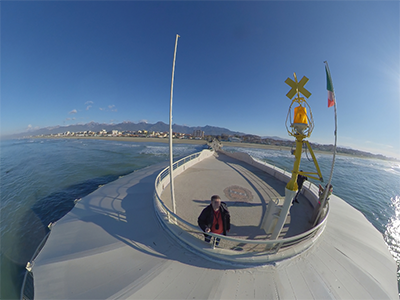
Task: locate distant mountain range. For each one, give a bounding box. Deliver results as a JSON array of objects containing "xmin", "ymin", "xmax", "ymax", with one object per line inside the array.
[{"xmin": 4, "ymin": 121, "xmax": 250, "ymax": 139}]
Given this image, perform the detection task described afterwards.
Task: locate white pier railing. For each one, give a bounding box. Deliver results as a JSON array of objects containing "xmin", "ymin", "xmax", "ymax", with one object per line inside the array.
[{"xmin": 153, "ymin": 149, "xmax": 329, "ymax": 264}]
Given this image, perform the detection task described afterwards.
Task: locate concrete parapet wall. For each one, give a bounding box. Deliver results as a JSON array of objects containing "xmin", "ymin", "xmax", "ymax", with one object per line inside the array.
[
  {"xmin": 156, "ymin": 149, "xmax": 214, "ymax": 198},
  {"xmin": 302, "ymin": 182, "xmax": 320, "ymax": 208},
  {"xmin": 219, "ymin": 150, "xmax": 291, "ymax": 183}
]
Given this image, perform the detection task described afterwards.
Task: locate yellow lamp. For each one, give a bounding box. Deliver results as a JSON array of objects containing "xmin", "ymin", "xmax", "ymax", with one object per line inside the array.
[
  {"xmin": 292, "ymin": 105, "xmax": 309, "ymax": 135},
  {"xmin": 293, "ymin": 106, "xmax": 308, "ymax": 125}
]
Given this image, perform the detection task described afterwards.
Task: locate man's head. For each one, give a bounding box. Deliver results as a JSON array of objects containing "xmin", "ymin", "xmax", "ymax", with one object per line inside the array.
[{"xmin": 211, "ymin": 195, "xmax": 221, "ymax": 211}]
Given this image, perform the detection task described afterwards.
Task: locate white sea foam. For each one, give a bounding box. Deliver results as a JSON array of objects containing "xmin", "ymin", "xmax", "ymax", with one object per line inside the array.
[
  {"xmin": 390, "ymin": 164, "xmax": 400, "ymax": 174},
  {"xmin": 140, "ymin": 145, "xmax": 169, "ymax": 155},
  {"xmin": 139, "ymin": 144, "xmax": 198, "ymax": 156}
]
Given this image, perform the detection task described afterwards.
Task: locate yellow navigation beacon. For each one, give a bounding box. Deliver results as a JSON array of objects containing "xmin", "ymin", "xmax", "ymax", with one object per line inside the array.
[
  {"xmin": 269, "ymin": 72, "xmax": 323, "ymax": 240},
  {"xmin": 284, "ymin": 73, "xmax": 322, "ymax": 188}
]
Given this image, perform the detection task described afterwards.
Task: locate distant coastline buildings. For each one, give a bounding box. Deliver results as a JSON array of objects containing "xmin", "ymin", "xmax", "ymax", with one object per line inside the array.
[
  {"xmin": 46, "ymin": 129, "xmax": 190, "ymax": 139},
  {"xmin": 192, "ymin": 130, "xmax": 204, "ymax": 139}
]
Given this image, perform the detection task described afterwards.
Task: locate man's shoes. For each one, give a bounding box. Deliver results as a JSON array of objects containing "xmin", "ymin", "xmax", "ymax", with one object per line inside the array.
[{"xmin": 294, "ymin": 199, "xmax": 299, "ymax": 203}]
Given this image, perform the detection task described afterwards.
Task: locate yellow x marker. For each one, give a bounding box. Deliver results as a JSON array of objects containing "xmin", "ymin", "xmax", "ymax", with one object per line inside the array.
[{"xmin": 285, "ymin": 75, "xmax": 311, "ymax": 99}]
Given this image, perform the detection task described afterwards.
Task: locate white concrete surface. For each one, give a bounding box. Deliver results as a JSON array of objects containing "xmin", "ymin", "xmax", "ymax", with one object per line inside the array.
[{"xmin": 30, "ymin": 155, "xmax": 398, "ymax": 299}]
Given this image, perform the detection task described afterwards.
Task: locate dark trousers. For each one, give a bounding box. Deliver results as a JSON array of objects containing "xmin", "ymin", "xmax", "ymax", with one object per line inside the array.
[{"xmin": 204, "ymin": 234, "xmax": 221, "ymax": 245}]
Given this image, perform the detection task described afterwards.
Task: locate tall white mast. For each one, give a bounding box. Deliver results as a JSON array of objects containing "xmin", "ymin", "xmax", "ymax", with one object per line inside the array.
[{"xmin": 169, "ymin": 34, "xmax": 180, "ymax": 214}]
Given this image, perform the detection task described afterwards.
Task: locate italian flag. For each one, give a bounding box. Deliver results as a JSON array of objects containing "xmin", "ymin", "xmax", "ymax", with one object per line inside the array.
[{"xmin": 325, "ymin": 64, "xmax": 335, "ymax": 108}]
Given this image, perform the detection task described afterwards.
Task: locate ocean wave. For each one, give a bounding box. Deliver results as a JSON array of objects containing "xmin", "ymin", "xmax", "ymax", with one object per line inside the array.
[{"xmin": 139, "ymin": 144, "xmax": 198, "ymax": 156}]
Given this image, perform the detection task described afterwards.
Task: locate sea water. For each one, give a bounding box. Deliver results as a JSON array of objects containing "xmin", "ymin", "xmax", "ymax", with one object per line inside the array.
[{"xmin": 0, "ymin": 138, "xmax": 399, "ymax": 298}]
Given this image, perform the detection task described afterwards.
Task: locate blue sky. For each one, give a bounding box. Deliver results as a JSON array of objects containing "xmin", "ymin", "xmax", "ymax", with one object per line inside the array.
[{"xmin": 1, "ymin": 1, "xmax": 399, "ymax": 158}]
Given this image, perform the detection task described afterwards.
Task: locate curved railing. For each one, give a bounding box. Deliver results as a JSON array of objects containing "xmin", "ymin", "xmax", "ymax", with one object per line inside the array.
[{"xmin": 153, "ymin": 149, "xmax": 329, "ymax": 264}]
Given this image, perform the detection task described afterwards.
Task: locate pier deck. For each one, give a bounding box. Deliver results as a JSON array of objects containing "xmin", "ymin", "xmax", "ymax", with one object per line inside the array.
[
  {"xmin": 161, "ymin": 152, "xmax": 314, "ymax": 239},
  {"xmin": 28, "ymin": 151, "xmax": 398, "ymax": 299}
]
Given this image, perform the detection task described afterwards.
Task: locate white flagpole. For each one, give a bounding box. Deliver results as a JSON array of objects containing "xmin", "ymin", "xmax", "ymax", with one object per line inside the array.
[
  {"xmin": 313, "ymin": 61, "xmax": 338, "ymax": 226},
  {"xmin": 169, "ymin": 34, "xmax": 180, "ymax": 214}
]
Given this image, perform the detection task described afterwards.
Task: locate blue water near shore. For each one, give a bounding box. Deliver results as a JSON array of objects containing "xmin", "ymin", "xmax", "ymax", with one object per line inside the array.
[{"xmin": 1, "ymin": 138, "xmax": 399, "ymax": 298}]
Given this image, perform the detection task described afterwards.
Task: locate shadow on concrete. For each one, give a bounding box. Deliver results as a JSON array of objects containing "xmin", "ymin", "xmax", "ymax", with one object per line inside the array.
[{"xmin": 73, "ymin": 164, "xmax": 240, "ymax": 270}]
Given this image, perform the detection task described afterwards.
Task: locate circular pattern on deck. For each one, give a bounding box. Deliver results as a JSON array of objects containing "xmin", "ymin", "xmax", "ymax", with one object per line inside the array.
[{"xmin": 223, "ymin": 185, "xmax": 253, "ymax": 202}]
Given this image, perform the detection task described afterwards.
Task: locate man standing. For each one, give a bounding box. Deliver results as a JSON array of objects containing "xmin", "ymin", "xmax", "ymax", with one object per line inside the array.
[
  {"xmin": 293, "ymin": 170, "xmax": 308, "ymax": 203},
  {"xmin": 198, "ymin": 195, "xmax": 230, "ymax": 244}
]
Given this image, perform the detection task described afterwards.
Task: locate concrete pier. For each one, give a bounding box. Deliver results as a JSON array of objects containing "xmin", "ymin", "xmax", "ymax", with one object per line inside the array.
[
  {"xmin": 161, "ymin": 152, "xmax": 314, "ymax": 239},
  {"xmin": 27, "ymin": 151, "xmax": 398, "ymax": 299}
]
